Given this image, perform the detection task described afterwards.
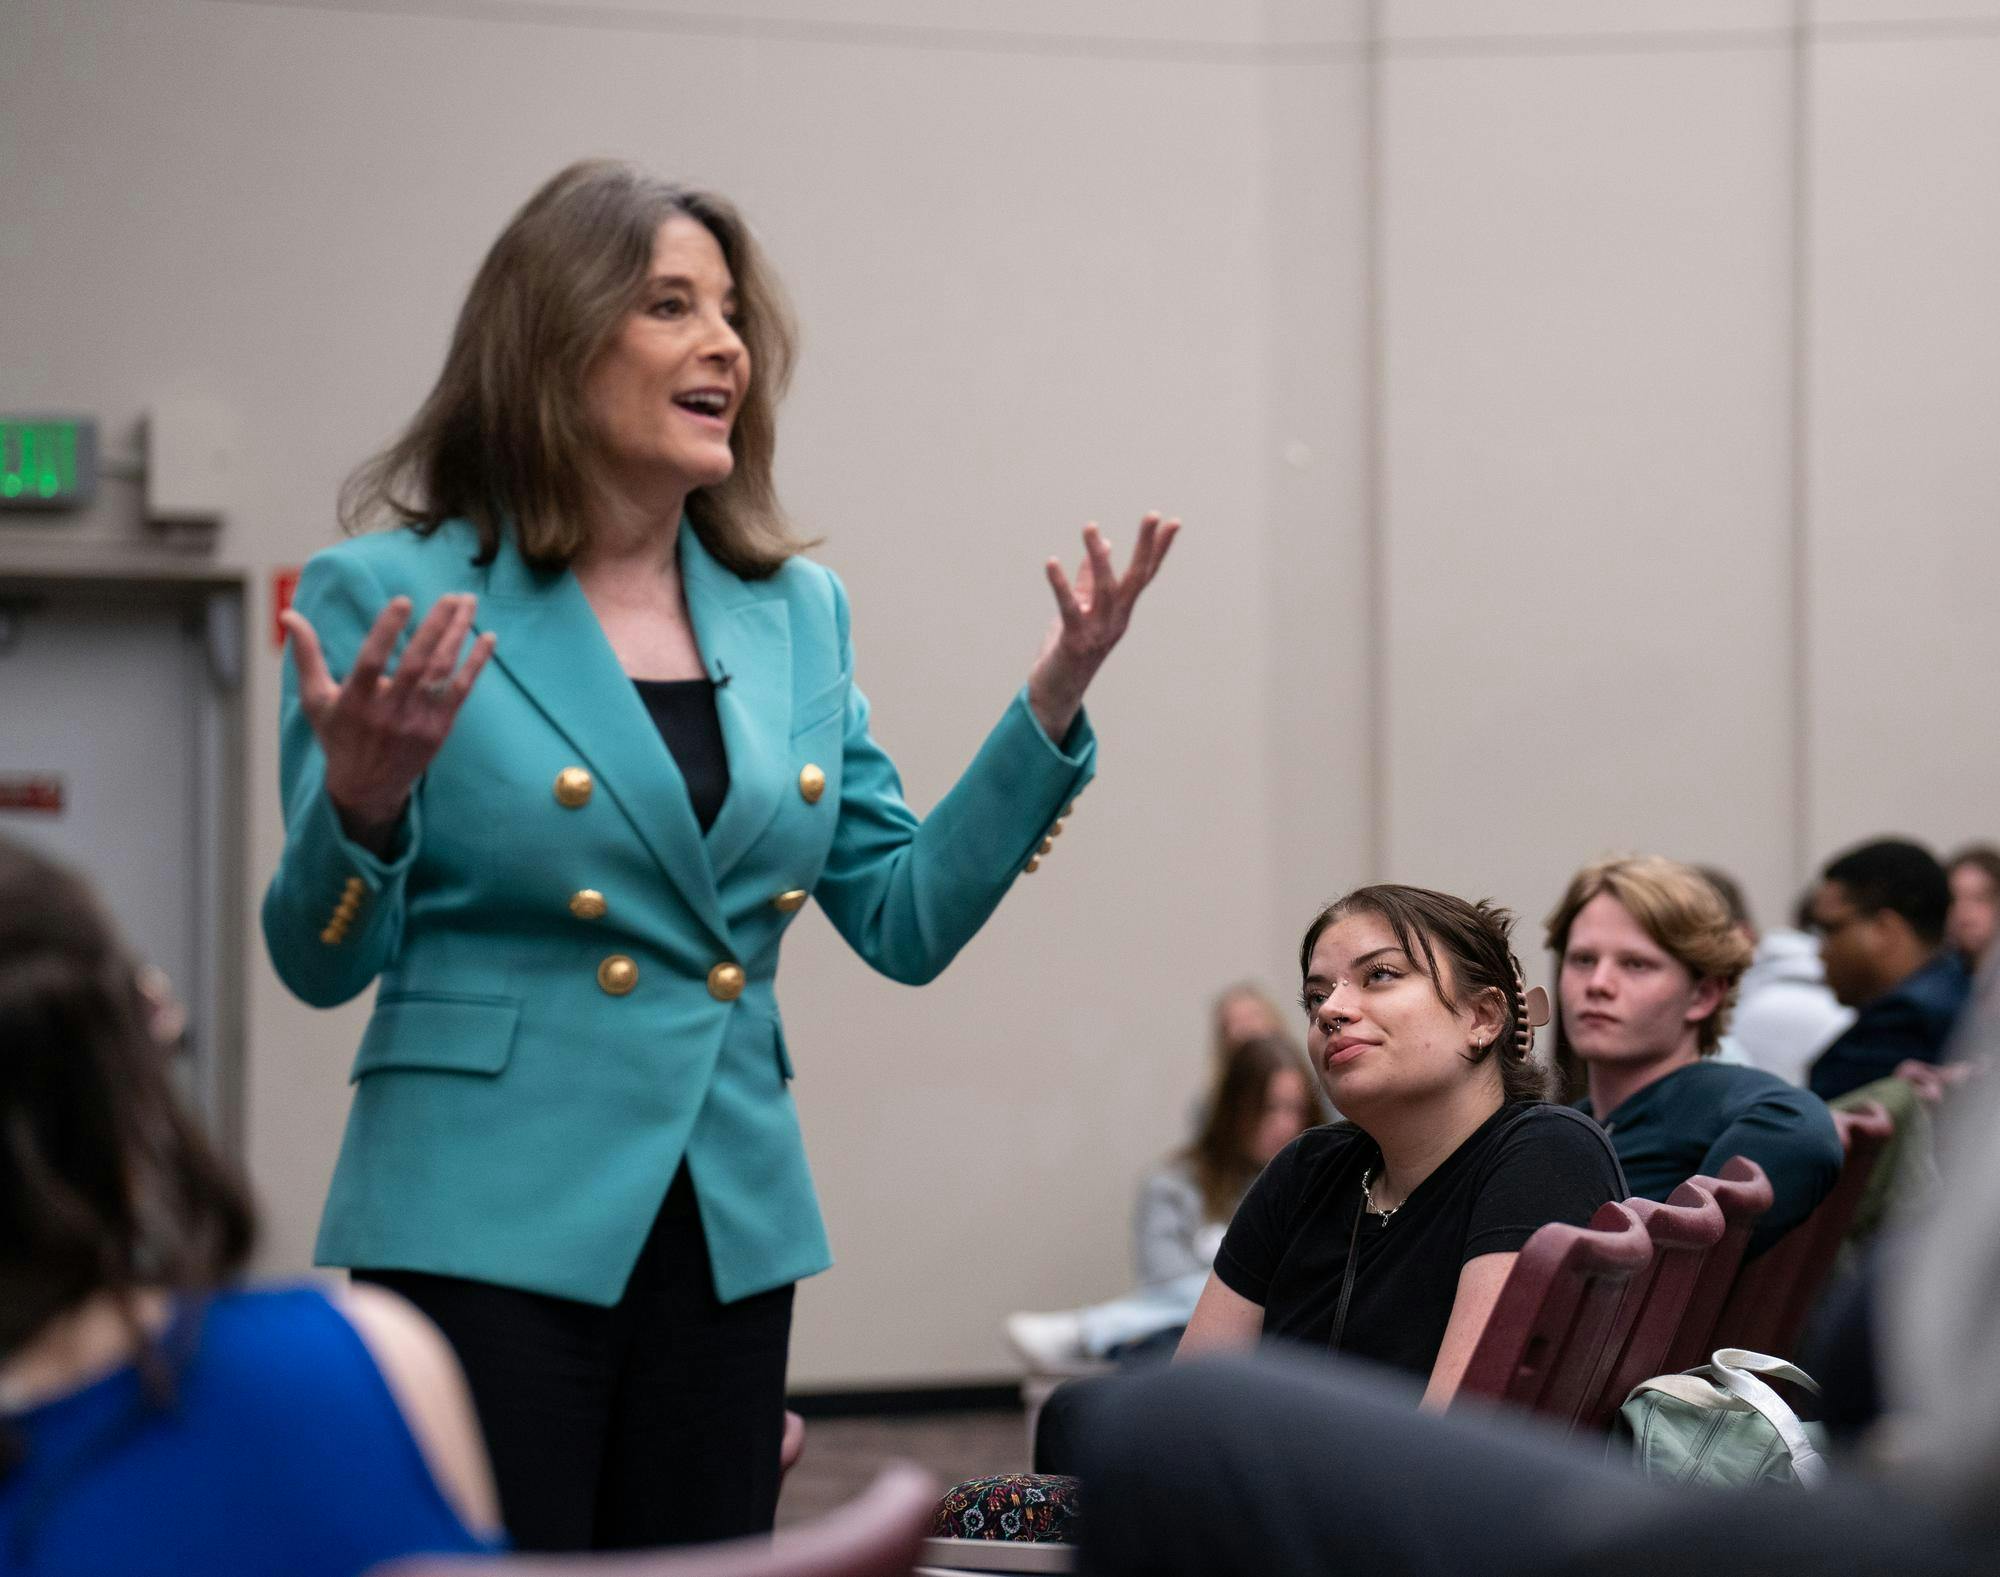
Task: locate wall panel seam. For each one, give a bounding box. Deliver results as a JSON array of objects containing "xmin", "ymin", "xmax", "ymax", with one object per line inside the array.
[
  {"xmin": 1362, "ymin": 0, "xmax": 1386, "ymax": 883},
  {"xmin": 1816, "ymin": 16, "xmax": 2000, "ymax": 44},
  {"xmin": 1788, "ymin": 0, "xmax": 1814, "ymax": 887},
  {"xmin": 205, "ymin": 0, "xmax": 1372, "ymax": 62},
  {"xmin": 207, "ymin": 0, "xmax": 2000, "ymax": 54},
  {"xmin": 1377, "ymin": 18, "xmax": 2000, "ymax": 61},
  {"xmin": 1381, "ymin": 29, "xmax": 1792, "ymax": 61}
]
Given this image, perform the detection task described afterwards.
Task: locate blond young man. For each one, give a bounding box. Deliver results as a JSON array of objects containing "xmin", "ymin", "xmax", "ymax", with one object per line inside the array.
[{"xmin": 1549, "ymin": 856, "xmax": 1842, "ymax": 1256}]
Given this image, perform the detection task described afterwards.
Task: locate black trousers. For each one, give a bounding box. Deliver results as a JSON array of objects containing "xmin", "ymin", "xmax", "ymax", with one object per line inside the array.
[
  {"xmin": 356, "ymin": 1166, "xmax": 794, "ymax": 1553},
  {"xmin": 1068, "ymin": 1350, "xmax": 1987, "ymax": 1577},
  {"xmin": 1035, "ymin": 1374, "xmax": 1111, "ymax": 1474}
]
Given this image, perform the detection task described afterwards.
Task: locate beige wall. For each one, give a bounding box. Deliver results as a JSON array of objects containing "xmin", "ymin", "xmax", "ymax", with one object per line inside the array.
[
  {"xmin": 1806, "ymin": 10, "xmax": 2000, "ymax": 862},
  {"xmin": 3, "ymin": 0, "xmax": 1997, "ymax": 1386},
  {"xmin": 1356, "ymin": 0, "xmax": 2000, "ymax": 972},
  {"xmin": 1262, "ymin": 3, "xmax": 1374, "ymax": 955},
  {"xmin": 1376, "ymin": 8, "xmax": 1800, "ymax": 967}
]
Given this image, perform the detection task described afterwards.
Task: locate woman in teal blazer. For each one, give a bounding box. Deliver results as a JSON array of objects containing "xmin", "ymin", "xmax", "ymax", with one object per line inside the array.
[{"xmin": 262, "ymin": 161, "xmax": 1177, "ymax": 1550}]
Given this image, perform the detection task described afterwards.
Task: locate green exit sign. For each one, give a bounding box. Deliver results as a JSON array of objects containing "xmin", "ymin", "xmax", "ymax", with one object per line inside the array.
[{"xmin": 0, "ymin": 417, "xmax": 96, "ymax": 510}]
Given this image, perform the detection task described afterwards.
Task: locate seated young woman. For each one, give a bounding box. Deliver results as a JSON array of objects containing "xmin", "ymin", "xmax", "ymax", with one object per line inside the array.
[
  {"xmin": 0, "ymin": 837, "xmax": 501, "ymax": 1574},
  {"xmin": 1177, "ymin": 884, "xmax": 1626, "ymax": 1408},
  {"xmin": 1007, "ymin": 1033, "xmax": 1322, "ymax": 1367}
]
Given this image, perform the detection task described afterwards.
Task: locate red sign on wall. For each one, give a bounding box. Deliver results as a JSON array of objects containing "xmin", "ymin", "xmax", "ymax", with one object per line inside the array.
[
  {"xmin": 0, "ymin": 775, "xmax": 64, "ymax": 815},
  {"xmin": 273, "ymin": 566, "xmax": 301, "ymax": 649}
]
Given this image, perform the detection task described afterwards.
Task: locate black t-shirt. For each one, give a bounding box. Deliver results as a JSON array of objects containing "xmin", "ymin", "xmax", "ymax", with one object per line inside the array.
[{"xmin": 1214, "ymin": 1101, "xmax": 1626, "ymax": 1381}]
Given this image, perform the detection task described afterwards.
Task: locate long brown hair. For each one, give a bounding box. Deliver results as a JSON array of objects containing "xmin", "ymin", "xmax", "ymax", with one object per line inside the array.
[
  {"xmin": 0, "ymin": 838, "xmax": 254, "ymax": 1406},
  {"xmin": 339, "ymin": 159, "xmax": 815, "ymax": 578},
  {"xmin": 1182, "ymin": 1034, "xmax": 1324, "ymax": 1223},
  {"xmin": 1298, "ymin": 884, "xmax": 1556, "ymax": 1104}
]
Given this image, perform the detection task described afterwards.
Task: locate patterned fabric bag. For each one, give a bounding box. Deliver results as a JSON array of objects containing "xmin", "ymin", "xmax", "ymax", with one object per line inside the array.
[{"xmin": 930, "ymin": 1472, "xmax": 1082, "ymax": 1543}]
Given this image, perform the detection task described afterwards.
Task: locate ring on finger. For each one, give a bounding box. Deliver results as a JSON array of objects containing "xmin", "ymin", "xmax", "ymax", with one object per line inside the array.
[{"xmin": 420, "ymin": 678, "xmax": 453, "ymax": 703}]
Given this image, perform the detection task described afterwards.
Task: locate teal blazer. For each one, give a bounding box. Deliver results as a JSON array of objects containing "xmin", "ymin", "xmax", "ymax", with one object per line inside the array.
[{"xmin": 263, "ymin": 519, "xmax": 1095, "ymax": 1305}]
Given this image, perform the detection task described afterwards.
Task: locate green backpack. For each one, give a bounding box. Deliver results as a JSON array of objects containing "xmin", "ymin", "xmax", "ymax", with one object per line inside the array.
[{"xmin": 1617, "ymin": 1348, "xmax": 1830, "ymax": 1489}]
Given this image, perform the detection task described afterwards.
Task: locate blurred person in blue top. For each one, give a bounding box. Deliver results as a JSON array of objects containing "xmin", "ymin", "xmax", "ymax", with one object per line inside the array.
[
  {"xmin": 1806, "ymin": 839, "xmax": 1972, "ymax": 1102},
  {"xmin": 1552, "ymin": 854, "xmax": 1842, "ymax": 1256},
  {"xmin": 0, "ymin": 836, "xmax": 500, "ymax": 1576},
  {"xmin": 261, "ymin": 159, "xmax": 1179, "ymax": 1551}
]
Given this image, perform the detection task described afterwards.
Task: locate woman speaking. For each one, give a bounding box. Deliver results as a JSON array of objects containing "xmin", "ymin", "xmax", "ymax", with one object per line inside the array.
[{"xmin": 262, "ymin": 160, "xmax": 1178, "ymax": 1552}]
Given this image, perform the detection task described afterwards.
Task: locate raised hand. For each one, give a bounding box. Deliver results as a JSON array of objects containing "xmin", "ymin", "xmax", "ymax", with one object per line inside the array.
[
  {"xmin": 1027, "ymin": 513, "xmax": 1181, "ymax": 740},
  {"xmin": 282, "ymin": 592, "xmax": 497, "ymax": 851}
]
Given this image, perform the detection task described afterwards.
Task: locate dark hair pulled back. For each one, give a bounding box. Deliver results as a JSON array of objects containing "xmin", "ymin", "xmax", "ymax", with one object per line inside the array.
[{"xmin": 1298, "ymin": 883, "xmax": 1555, "ymax": 1104}]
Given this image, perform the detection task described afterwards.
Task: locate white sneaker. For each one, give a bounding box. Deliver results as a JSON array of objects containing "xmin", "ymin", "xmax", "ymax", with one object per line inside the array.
[{"xmin": 1005, "ymin": 1309, "xmax": 1088, "ymax": 1368}]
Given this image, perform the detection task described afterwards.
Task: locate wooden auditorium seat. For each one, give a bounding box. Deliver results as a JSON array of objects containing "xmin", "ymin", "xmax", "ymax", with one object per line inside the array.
[
  {"xmin": 1585, "ymin": 1181, "xmax": 1727, "ymax": 1429},
  {"xmin": 1452, "ymin": 1201, "xmax": 1653, "ymax": 1430},
  {"xmin": 1711, "ymin": 1100, "xmax": 1895, "ymax": 1360},
  {"xmin": 1658, "ymin": 1157, "xmax": 1774, "ymax": 1375}
]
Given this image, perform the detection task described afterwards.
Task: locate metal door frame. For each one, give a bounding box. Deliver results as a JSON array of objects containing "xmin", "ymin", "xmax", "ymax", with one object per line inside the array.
[{"xmin": 0, "ymin": 558, "xmax": 250, "ymax": 1157}]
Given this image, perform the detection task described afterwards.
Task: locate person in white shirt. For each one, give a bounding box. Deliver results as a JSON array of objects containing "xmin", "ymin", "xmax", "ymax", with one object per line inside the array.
[{"xmin": 1700, "ymin": 866, "xmax": 1853, "ymax": 1087}]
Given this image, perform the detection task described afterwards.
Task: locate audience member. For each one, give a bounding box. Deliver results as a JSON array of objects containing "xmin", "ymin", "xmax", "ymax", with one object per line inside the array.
[
  {"xmin": 1699, "ymin": 865, "xmax": 1853, "ymax": 1085},
  {"xmin": 1058, "ymin": 911, "xmax": 2000, "ymax": 1577},
  {"xmin": 1889, "ymin": 936, "xmax": 2000, "ymax": 1527},
  {"xmin": 1032, "ymin": 887, "xmax": 1619, "ymax": 1474},
  {"xmin": 1807, "ymin": 839, "xmax": 1971, "ymax": 1102},
  {"xmin": 1689, "ymin": 867, "xmax": 1753, "ymax": 1066},
  {"xmin": 1209, "ymin": 981, "xmax": 1290, "ymax": 1066},
  {"xmin": 1174, "ymin": 885, "xmax": 1622, "ymax": 1404},
  {"xmin": 1185, "ymin": 980, "xmax": 1304, "ymax": 1131},
  {"xmin": 1945, "ymin": 845, "xmax": 2000, "ymax": 973},
  {"xmin": 0, "ymin": 837, "xmax": 501, "ymax": 1574},
  {"xmin": 1006, "ymin": 1035, "xmax": 1320, "ymax": 1367},
  {"xmin": 1551, "ymin": 856, "xmax": 1841, "ymax": 1255}
]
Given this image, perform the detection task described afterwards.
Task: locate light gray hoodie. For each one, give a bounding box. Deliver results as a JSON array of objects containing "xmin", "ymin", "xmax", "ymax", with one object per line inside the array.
[{"xmin": 1724, "ymin": 928, "xmax": 1854, "ymax": 1087}]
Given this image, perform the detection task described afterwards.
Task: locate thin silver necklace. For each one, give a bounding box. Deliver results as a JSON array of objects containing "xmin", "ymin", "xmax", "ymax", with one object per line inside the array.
[{"xmin": 1360, "ymin": 1165, "xmax": 1399, "ymax": 1225}]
